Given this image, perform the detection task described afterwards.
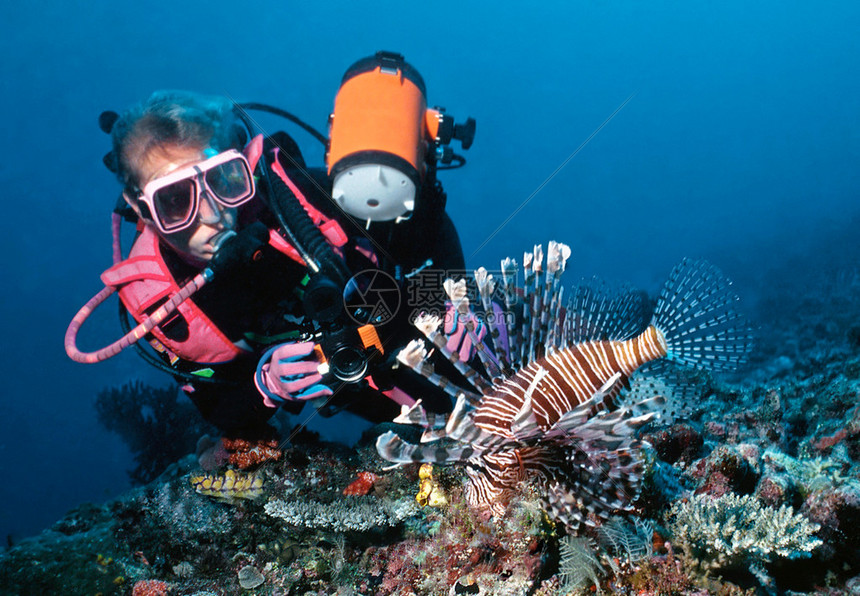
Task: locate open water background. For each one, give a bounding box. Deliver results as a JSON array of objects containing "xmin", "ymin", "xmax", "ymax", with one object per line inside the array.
[{"xmin": 0, "ymin": 0, "xmax": 857, "ymax": 543}]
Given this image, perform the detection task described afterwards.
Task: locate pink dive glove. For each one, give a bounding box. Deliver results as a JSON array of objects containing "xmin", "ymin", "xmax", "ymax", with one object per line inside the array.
[
  {"xmin": 443, "ymin": 302, "xmax": 488, "ymax": 362},
  {"xmin": 255, "ymin": 341, "xmax": 333, "ymax": 407}
]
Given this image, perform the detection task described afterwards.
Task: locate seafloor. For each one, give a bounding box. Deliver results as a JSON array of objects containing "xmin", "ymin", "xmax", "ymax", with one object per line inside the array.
[{"xmin": 2, "ymin": 262, "xmax": 859, "ymax": 596}]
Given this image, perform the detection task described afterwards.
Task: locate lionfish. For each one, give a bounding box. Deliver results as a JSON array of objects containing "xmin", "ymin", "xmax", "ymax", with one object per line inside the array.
[{"xmin": 376, "ymin": 241, "xmax": 752, "ymax": 531}]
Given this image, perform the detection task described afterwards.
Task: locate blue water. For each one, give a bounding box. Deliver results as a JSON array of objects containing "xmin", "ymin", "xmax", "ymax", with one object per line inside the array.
[{"xmin": 1, "ymin": 0, "xmax": 857, "ymax": 543}]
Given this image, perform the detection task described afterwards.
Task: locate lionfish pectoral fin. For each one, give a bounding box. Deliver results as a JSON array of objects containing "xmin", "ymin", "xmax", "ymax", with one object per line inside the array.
[
  {"xmin": 420, "ymin": 427, "xmax": 449, "ymax": 442},
  {"xmin": 392, "ymin": 399, "xmax": 448, "ymax": 431},
  {"xmin": 544, "ymin": 397, "xmax": 606, "ymax": 442},
  {"xmin": 623, "ymin": 366, "xmax": 699, "ymax": 424},
  {"xmin": 573, "ymin": 395, "xmax": 663, "ymax": 452},
  {"xmin": 543, "ymin": 441, "xmax": 646, "ymax": 532},
  {"xmin": 393, "ymin": 399, "xmax": 426, "ymax": 426},
  {"xmin": 443, "ymin": 392, "xmax": 477, "ymax": 440},
  {"xmin": 544, "ymin": 481, "xmax": 599, "ymax": 532},
  {"xmin": 621, "ymin": 394, "xmax": 667, "ymax": 420},
  {"xmin": 596, "ymin": 372, "xmax": 623, "ymax": 399},
  {"xmin": 375, "ymin": 431, "xmax": 474, "ymax": 464},
  {"xmin": 543, "ymin": 372, "xmax": 624, "ymax": 442}
]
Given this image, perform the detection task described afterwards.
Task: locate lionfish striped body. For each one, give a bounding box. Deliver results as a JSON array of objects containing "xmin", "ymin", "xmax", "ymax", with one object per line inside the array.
[
  {"xmin": 474, "ymin": 326, "xmax": 667, "ymax": 437},
  {"xmin": 377, "ymin": 242, "xmax": 752, "ymax": 532}
]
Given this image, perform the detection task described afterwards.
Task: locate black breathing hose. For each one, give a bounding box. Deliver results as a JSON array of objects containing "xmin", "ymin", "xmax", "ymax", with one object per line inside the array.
[{"xmin": 239, "ymin": 102, "xmax": 328, "ymax": 147}]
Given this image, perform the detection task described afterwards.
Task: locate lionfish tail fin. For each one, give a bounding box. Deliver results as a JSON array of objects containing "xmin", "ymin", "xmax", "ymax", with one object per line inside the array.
[{"xmin": 652, "ymin": 259, "xmax": 754, "ymax": 372}]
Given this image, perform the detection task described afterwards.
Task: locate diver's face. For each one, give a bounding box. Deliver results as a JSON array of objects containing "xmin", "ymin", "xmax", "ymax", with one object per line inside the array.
[{"xmin": 133, "ymin": 144, "xmax": 238, "ymax": 265}]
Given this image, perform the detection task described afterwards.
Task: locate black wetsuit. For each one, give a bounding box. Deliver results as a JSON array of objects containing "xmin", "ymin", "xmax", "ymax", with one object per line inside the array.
[{"xmin": 150, "ymin": 133, "xmax": 465, "ymax": 438}]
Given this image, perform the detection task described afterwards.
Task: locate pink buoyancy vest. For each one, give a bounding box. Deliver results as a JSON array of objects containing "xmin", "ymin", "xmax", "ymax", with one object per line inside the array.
[
  {"xmin": 100, "ymin": 164, "xmax": 351, "ymax": 365},
  {"xmin": 101, "ymin": 226, "xmax": 245, "ymax": 364}
]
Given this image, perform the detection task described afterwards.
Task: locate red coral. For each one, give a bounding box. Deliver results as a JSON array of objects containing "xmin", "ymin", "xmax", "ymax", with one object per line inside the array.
[
  {"xmin": 695, "ymin": 470, "xmax": 732, "ymax": 497},
  {"xmin": 343, "ymin": 471, "xmax": 379, "ymax": 496},
  {"xmin": 812, "ymin": 429, "xmax": 848, "ymax": 453},
  {"xmin": 643, "ymin": 423, "xmax": 703, "ymax": 464},
  {"xmin": 221, "ymin": 438, "xmax": 282, "ymax": 469},
  {"xmin": 132, "ymin": 579, "xmax": 168, "ymax": 596},
  {"xmin": 802, "ymin": 486, "xmax": 860, "ymax": 560},
  {"xmin": 692, "ymin": 445, "xmax": 759, "ymax": 496},
  {"xmin": 755, "ymin": 475, "xmax": 792, "ymax": 508}
]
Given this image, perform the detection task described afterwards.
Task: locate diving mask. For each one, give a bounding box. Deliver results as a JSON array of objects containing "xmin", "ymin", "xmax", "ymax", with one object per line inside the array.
[{"xmin": 135, "ymin": 149, "xmax": 255, "ymax": 234}]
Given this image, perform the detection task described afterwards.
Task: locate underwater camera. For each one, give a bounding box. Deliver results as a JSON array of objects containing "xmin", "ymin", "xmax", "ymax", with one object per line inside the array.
[
  {"xmin": 310, "ymin": 322, "xmax": 387, "ymax": 418},
  {"xmin": 326, "ymin": 50, "xmax": 475, "ymax": 225},
  {"xmin": 316, "ymin": 324, "xmax": 384, "ymax": 384},
  {"xmin": 301, "ymin": 273, "xmax": 382, "ymax": 382}
]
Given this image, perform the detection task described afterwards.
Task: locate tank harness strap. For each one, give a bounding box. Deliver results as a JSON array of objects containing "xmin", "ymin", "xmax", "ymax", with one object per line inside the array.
[{"xmin": 266, "ymin": 152, "xmax": 349, "ymax": 264}]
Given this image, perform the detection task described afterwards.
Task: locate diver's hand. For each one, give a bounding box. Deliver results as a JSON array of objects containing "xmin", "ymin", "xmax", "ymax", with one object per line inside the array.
[
  {"xmin": 254, "ymin": 341, "xmax": 333, "ymax": 407},
  {"xmin": 443, "ymin": 301, "xmax": 487, "ymax": 362}
]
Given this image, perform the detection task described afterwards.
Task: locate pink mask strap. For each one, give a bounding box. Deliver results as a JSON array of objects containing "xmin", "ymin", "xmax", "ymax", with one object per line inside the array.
[{"xmin": 244, "ymin": 134, "xmax": 264, "ymax": 172}]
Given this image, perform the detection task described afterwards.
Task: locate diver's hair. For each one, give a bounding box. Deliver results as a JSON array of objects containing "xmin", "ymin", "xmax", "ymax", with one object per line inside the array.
[{"xmin": 110, "ymin": 90, "xmax": 241, "ymax": 191}]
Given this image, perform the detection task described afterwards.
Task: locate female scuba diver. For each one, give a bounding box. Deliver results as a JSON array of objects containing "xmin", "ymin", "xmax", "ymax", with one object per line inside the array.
[{"xmin": 66, "ymin": 88, "xmax": 471, "ymax": 439}]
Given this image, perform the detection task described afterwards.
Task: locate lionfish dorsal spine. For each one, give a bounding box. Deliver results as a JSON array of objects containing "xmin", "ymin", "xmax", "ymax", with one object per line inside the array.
[
  {"xmin": 474, "ymin": 268, "xmax": 510, "ymax": 380},
  {"xmin": 520, "ymin": 248, "xmax": 539, "ymax": 365},
  {"xmin": 413, "ymin": 310, "xmax": 494, "ymax": 395},
  {"xmin": 396, "ymin": 339, "xmax": 483, "ymax": 401},
  {"xmin": 538, "ymin": 241, "xmax": 572, "ymax": 356},
  {"xmin": 441, "ymin": 280, "xmax": 501, "ymax": 391},
  {"xmin": 500, "ymin": 256, "xmax": 521, "ymax": 370}
]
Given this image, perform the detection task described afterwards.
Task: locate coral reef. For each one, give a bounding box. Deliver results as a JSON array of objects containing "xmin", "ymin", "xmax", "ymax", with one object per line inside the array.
[
  {"xmin": 667, "ymin": 492, "xmax": 822, "ymax": 570},
  {"xmin": 221, "ymin": 438, "xmax": 283, "ymax": 470},
  {"xmin": 236, "ymin": 564, "xmax": 265, "ymax": 589},
  {"xmin": 264, "ymin": 496, "xmax": 418, "ymax": 532},
  {"xmin": 131, "ymin": 579, "xmax": 169, "ymax": 595},
  {"xmin": 3, "ymin": 261, "xmax": 860, "ymax": 594}
]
